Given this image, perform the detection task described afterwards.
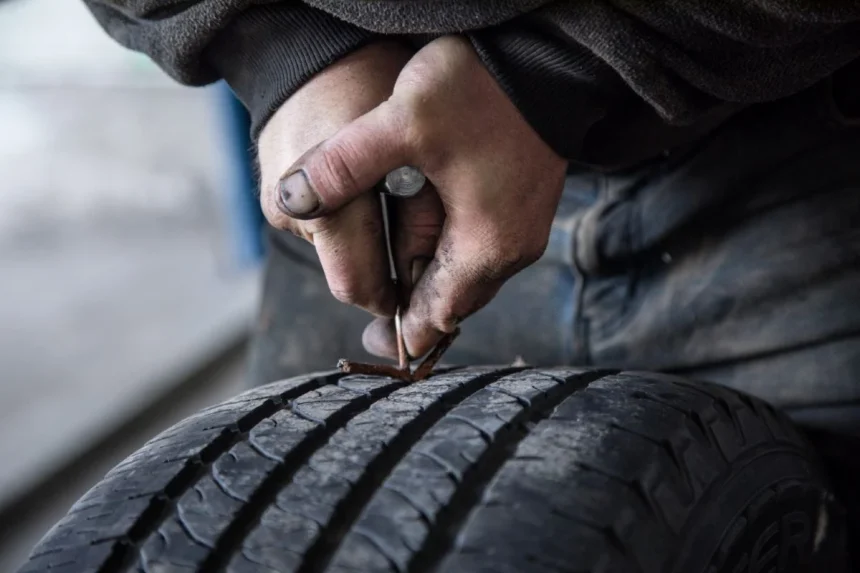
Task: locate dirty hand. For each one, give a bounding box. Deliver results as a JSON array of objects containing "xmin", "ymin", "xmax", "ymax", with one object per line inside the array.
[
  {"xmin": 263, "ymin": 36, "xmax": 568, "ymax": 359},
  {"xmin": 257, "ymin": 41, "xmax": 413, "ymax": 317}
]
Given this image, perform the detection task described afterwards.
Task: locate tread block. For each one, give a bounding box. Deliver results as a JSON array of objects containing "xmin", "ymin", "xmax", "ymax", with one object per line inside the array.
[
  {"xmin": 326, "ymin": 371, "xmax": 600, "ymax": 572},
  {"xmin": 238, "ymin": 368, "xmax": 517, "ymax": 572},
  {"xmin": 20, "ymin": 541, "xmax": 114, "ymax": 573},
  {"xmin": 17, "ymin": 369, "xmax": 833, "ymax": 573}
]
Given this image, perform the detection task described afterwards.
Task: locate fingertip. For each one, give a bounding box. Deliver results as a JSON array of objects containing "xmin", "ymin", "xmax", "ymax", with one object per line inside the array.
[
  {"xmin": 401, "ymin": 311, "xmax": 446, "ymax": 359},
  {"xmin": 291, "ymin": 105, "xmax": 412, "ymax": 217},
  {"xmin": 362, "ymin": 318, "xmax": 399, "ymax": 360}
]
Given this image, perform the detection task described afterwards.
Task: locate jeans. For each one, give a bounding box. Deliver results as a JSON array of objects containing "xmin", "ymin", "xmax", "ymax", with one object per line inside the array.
[{"xmin": 247, "ymin": 79, "xmax": 860, "ymax": 436}]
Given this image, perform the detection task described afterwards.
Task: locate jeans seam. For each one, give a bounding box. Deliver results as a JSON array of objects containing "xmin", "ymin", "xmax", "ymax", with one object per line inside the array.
[{"xmin": 569, "ymin": 216, "xmax": 591, "ymax": 366}]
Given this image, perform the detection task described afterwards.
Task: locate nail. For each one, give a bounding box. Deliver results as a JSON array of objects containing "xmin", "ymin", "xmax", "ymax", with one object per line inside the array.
[
  {"xmin": 277, "ymin": 170, "xmax": 320, "ymax": 218},
  {"xmin": 411, "ymin": 257, "xmax": 431, "ymax": 285}
]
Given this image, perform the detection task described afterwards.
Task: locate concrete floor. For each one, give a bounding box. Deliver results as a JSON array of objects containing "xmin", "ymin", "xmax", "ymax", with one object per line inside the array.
[
  {"xmin": 0, "ymin": 346, "xmax": 247, "ymax": 572},
  {"xmin": 0, "ymin": 0, "xmax": 260, "ymax": 565},
  {"xmin": 0, "ymin": 223, "xmax": 257, "ymax": 510}
]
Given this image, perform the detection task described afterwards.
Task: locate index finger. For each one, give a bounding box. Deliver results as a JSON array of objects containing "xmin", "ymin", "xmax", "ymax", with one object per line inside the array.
[
  {"xmin": 400, "ymin": 230, "xmax": 532, "ymax": 358},
  {"xmin": 309, "ymin": 192, "xmax": 397, "ymax": 318}
]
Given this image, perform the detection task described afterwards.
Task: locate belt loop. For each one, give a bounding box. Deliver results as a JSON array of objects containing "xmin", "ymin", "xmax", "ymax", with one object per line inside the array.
[
  {"xmin": 543, "ymin": 214, "xmax": 578, "ymax": 268},
  {"xmin": 573, "ymin": 199, "xmax": 610, "ymax": 276}
]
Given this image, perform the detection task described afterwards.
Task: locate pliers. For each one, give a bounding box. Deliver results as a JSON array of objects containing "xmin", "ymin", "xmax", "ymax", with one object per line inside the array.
[{"xmin": 338, "ymin": 167, "xmax": 460, "ymax": 382}]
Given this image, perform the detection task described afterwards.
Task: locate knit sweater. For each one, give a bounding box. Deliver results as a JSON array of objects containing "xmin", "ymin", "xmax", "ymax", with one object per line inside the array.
[{"xmin": 83, "ymin": 0, "xmax": 860, "ymax": 166}]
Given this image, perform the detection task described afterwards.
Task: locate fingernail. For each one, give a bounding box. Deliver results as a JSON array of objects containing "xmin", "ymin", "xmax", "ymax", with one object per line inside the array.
[
  {"xmin": 411, "ymin": 257, "xmax": 431, "ymax": 285},
  {"xmin": 277, "ymin": 170, "xmax": 320, "ymax": 218}
]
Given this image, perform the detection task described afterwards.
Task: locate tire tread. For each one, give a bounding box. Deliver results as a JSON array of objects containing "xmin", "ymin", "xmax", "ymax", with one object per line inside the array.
[{"xmin": 18, "ymin": 369, "xmax": 838, "ymax": 573}]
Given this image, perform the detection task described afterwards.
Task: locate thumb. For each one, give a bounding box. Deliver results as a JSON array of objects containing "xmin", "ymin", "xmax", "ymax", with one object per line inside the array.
[{"xmin": 274, "ymin": 102, "xmax": 412, "ymax": 220}]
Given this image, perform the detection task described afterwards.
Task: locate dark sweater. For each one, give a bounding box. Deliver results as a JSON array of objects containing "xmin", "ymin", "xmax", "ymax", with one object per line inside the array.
[{"xmin": 83, "ymin": 0, "xmax": 860, "ymax": 167}]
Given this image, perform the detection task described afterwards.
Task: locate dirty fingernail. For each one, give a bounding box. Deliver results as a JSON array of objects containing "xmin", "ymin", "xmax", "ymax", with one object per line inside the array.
[
  {"xmin": 277, "ymin": 170, "xmax": 320, "ymax": 218},
  {"xmin": 411, "ymin": 257, "xmax": 431, "ymax": 285}
]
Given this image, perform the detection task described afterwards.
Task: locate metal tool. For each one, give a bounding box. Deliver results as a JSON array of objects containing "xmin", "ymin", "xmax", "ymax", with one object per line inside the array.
[
  {"xmin": 338, "ymin": 167, "xmax": 460, "ymax": 382},
  {"xmin": 382, "ymin": 167, "xmax": 427, "ymax": 369}
]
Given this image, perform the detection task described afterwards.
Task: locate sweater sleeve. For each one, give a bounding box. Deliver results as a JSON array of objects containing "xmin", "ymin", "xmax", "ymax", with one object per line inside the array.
[
  {"xmin": 468, "ymin": 1, "xmax": 860, "ymax": 165},
  {"xmin": 83, "ymin": 1, "xmax": 378, "ymax": 137},
  {"xmin": 83, "ymin": 0, "xmax": 860, "ymax": 157}
]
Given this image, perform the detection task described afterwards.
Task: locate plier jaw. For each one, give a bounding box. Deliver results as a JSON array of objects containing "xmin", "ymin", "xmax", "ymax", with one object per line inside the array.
[
  {"xmin": 337, "ymin": 168, "xmax": 458, "ymax": 382},
  {"xmin": 338, "ymin": 328, "xmax": 460, "ymax": 383}
]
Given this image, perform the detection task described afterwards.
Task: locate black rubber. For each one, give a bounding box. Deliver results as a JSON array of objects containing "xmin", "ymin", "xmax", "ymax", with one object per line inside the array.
[{"xmin": 19, "ymin": 368, "xmax": 849, "ymax": 573}]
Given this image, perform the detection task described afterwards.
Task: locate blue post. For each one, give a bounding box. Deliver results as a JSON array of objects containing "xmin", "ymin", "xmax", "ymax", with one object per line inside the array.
[{"xmin": 214, "ymin": 82, "xmax": 265, "ymax": 267}]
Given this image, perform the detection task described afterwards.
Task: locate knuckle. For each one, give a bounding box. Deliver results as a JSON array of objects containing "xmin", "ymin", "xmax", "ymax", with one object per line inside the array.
[
  {"xmin": 327, "ymin": 272, "xmax": 365, "ymax": 307},
  {"xmin": 329, "ymin": 280, "xmax": 387, "ymax": 314},
  {"xmin": 261, "ymin": 202, "xmax": 283, "ymax": 229},
  {"xmin": 302, "ymin": 214, "xmax": 335, "ymax": 238},
  {"xmin": 417, "ymin": 287, "xmax": 465, "ymax": 335},
  {"xmin": 431, "ymin": 306, "xmax": 461, "ymax": 334},
  {"xmin": 260, "ymin": 186, "xmax": 297, "ymax": 232},
  {"xmin": 476, "ymin": 228, "xmax": 546, "ymax": 273},
  {"xmin": 479, "ymin": 241, "xmax": 520, "ymax": 271},
  {"xmin": 384, "ymin": 98, "xmax": 435, "ymax": 161},
  {"xmin": 291, "ymin": 223, "xmax": 314, "ymax": 244},
  {"xmin": 400, "ymin": 106, "xmax": 436, "ymax": 158},
  {"xmin": 359, "ymin": 209, "xmax": 385, "ymax": 240},
  {"xmin": 329, "ymin": 286, "xmax": 358, "ymax": 306},
  {"xmin": 260, "ymin": 198, "xmax": 313, "ymax": 243},
  {"xmin": 521, "ymin": 236, "xmax": 549, "ymax": 266}
]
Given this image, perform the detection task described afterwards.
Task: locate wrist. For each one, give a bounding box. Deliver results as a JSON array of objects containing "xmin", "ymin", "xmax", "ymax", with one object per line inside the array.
[
  {"xmin": 206, "ymin": 4, "xmax": 386, "ymax": 141},
  {"xmin": 265, "ymin": 41, "xmax": 413, "ymax": 146}
]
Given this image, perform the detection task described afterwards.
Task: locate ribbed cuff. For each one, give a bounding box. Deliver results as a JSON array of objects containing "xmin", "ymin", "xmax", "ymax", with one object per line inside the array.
[
  {"xmin": 205, "ymin": 4, "xmax": 378, "ymax": 139},
  {"xmin": 467, "ymin": 16, "xmax": 740, "ymax": 168},
  {"xmin": 467, "ymin": 17, "xmax": 624, "ymax": 162}
]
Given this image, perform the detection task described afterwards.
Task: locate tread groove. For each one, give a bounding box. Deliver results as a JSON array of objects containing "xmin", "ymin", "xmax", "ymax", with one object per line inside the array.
[
  {"xmin": 411, "ymin": 370, "xmax": 612, "ymax": 573},
  {"xmin": 575, "ymin": 460, "xmax": 658, "ymax": 520},
  {"xmin": 210, "ymin": 470, "xmax": 248, "ymax": 504},
  {"xmin": 247, "ymin": 438, "xmax": 282, "ymax": 463},
  {"xmin": 296, "ymin": 367, "xmax": 525, "ymax": 573},
  {"xmin": 445, "ymin": 414, "xmax": 493, "ymax": 441},
  {"xmin": 381, "ymin": 485, "xmax": 434, "ymax": 525},
  {"xmin": 95, "ymin": 373, "xmax": 344, "ymax": 573},
  {"xmin": 608, "ymin": 422, "xmax": 694, "ymax": 501},
  {"xmin": 45, "ymin": 559, "xmax": 76, "ymax": 570},
  {"xmin": 631, "ymin": 390, "xmax": 691, "ymax": 417},
  {"xmin": 352, "ymin": 527, "xmax": 406, "ymax": 573},
  {"xmin": 197, "ymin": 377, "xmax": 411, "ymax": 572},
  {"xmin": 20, "ymin": 369, "xmax": 838, "ymax": 573},
  {"xmin": 28, "ymin": 547, "xmax": 64, "ymax": 560},
  {"xmin": 549, "ymin": 507, "xmax": 636, "ymax": 569},
  {"xmin": 412, "ymin": 449, "xmax": 464, "ymax": 483},
  {"xmin": 713, "ymin": 396, "xmax": 746, "ymax": 445},
  {"xmin": 486, "ymin": 385, "xmax": 532, "ymax": 407}
]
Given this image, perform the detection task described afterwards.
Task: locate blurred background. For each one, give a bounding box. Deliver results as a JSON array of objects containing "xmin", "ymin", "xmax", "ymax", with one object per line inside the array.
[{"xmin": 0, "ymin": 0, "xmax": 264, "ymax": 567}]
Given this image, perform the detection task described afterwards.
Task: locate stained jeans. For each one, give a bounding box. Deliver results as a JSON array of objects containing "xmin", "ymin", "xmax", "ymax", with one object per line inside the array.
[{"xmin": 247, "ymin": 81, "xmax": 860, "ymax": 436}]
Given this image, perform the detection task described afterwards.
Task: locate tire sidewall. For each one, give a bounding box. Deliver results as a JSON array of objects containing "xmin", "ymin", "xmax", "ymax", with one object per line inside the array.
[{"xmin": 673, "ymin": 446, "xmax": 846, "ymax": 573}]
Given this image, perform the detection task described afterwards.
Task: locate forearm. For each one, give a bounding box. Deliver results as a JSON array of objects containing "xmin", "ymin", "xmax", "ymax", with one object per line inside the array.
[{"xmin": 83, "ymin": 0, "xmax": 860, "ymax": 156}]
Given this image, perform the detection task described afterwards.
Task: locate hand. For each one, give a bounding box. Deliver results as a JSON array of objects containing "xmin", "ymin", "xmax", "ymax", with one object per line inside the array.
[
  {"xmin": 266, "ymin": 36, "xmax": 568, "ymax": 359},
  {"xmin": 258, "ymin": 41, "xmax": 413, "ymax": 317}
]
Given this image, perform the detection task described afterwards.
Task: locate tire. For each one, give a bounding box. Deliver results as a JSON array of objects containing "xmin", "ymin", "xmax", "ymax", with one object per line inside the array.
[{"xmin": 20, "ymin": 367, "xmax": 848, "ymax": 573}]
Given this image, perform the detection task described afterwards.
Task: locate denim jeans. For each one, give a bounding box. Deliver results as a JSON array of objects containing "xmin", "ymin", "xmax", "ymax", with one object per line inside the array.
[{"xmin": 247, "ymin": 79, "xmax": 860, "ymax": 435}]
